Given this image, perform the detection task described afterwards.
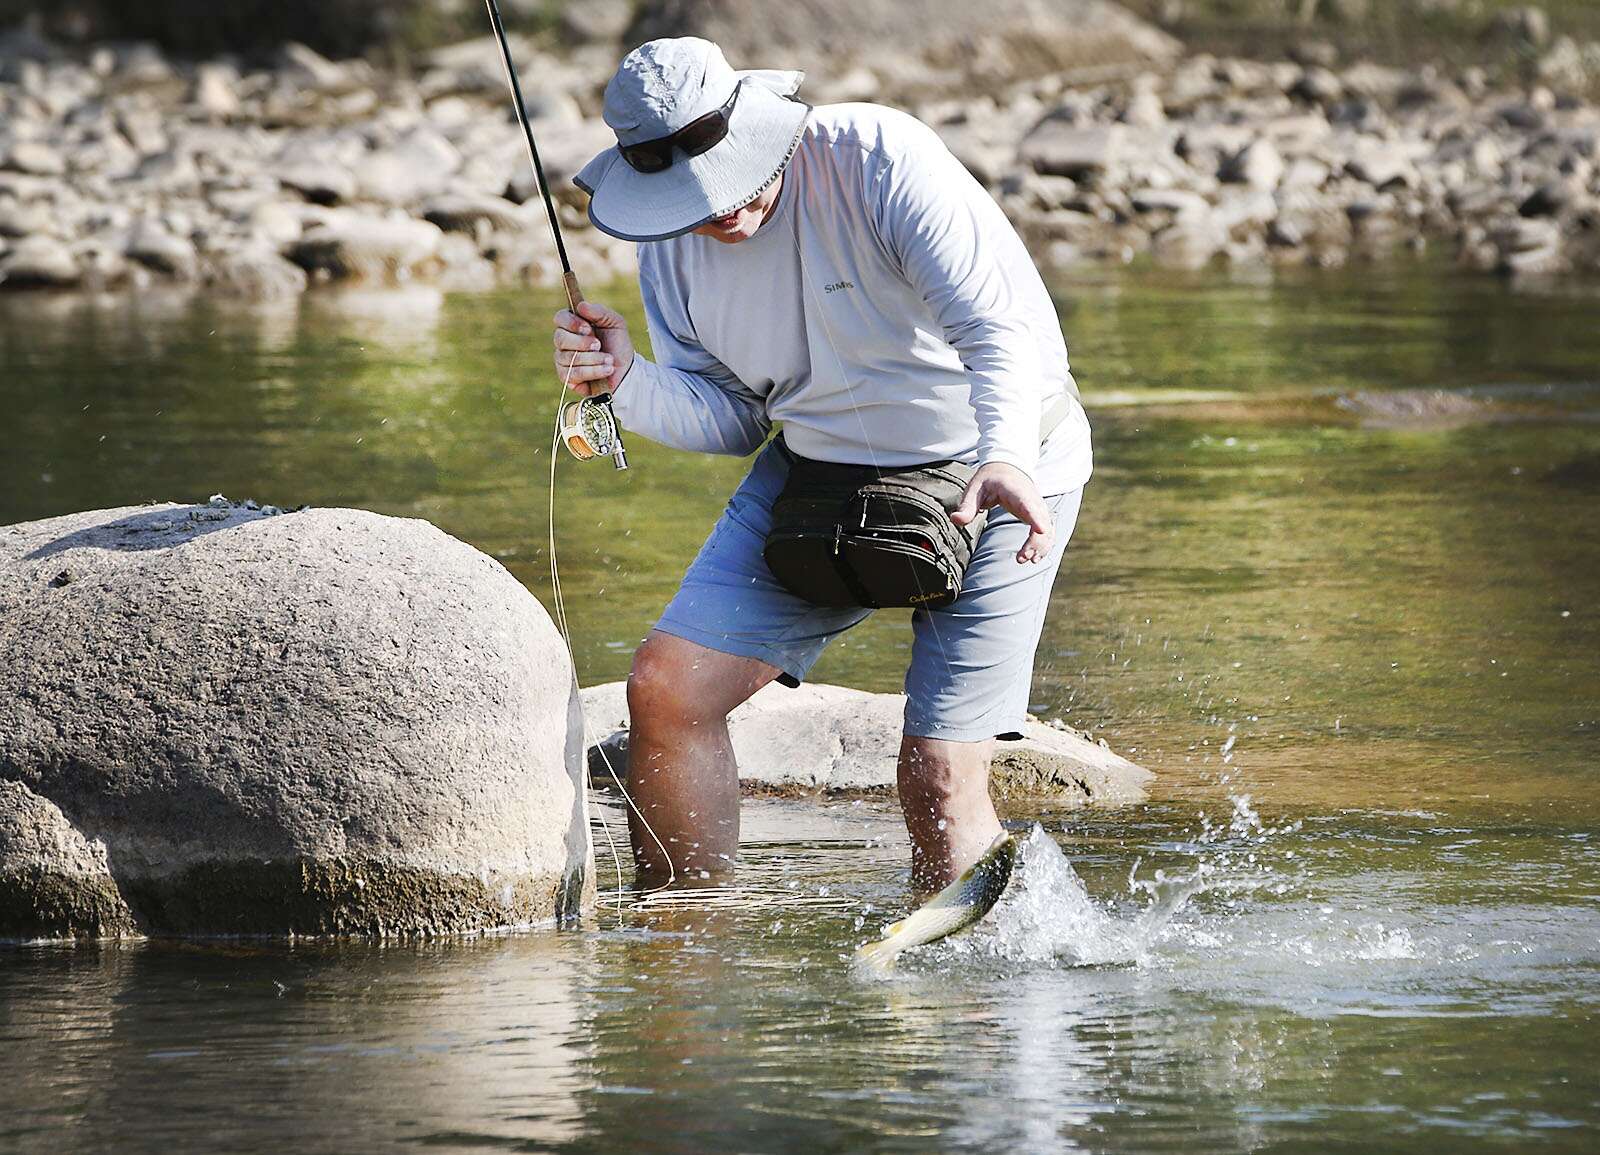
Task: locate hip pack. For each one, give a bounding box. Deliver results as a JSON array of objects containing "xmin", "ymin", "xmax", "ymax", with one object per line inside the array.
[{"xmin": 763, "ymin": 440, "xmax": 982, "ymax": 610}]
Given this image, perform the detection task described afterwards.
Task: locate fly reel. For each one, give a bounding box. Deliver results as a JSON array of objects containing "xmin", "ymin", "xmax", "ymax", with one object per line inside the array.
[{"xmin": 558, "ymin": 393, "xmax": 629, "ymax": 470}]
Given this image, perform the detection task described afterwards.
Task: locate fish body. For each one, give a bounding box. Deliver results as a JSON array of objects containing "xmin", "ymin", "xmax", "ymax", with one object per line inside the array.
[{"xmin": 854, "ymin": 831, "xmax": 1021, "ymax": 975}]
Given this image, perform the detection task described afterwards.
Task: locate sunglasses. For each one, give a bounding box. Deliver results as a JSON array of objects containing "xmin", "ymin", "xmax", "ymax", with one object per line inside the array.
[{"xmin": 618, "ymin": 83, "xmax": 742, "ymax": 174}]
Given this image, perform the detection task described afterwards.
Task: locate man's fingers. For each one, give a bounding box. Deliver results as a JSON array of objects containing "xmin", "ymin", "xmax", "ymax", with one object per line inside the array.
[
  {"xmin": 556, "ymin": 350, "xmax": 613, "ymax": 370},
  {"xmin": 576, "ymin": 300, "xmax": 619, "ymax": 326},
  {"xmin": 553, "ymin": 308, "xmax": 592, "ymax": 336},
  {"xmin": 949, "ymin": 479, "xmax": 987, "ymax": 526},
  {"xmin": 555, "ymin": 361, "xmax": 615, "ymax": 385},
  {"xmin": 554, "ymin": 328, "xmax": 602, "ymax": 352},
  {"xmin": 1016, "ymin": 525, "xmax": 1053, "ymax": 564}
]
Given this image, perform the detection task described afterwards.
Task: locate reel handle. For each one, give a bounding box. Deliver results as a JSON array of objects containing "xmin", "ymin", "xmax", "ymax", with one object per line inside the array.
[{"xmin": 559, "ymin": 269, "xmax": 629, "ymax": 471}]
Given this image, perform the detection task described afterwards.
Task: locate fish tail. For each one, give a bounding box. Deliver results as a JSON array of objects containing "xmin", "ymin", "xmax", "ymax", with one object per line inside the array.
[{"xmin": 852, "ymin": 936, "xmax": 900, "ymax": 978}]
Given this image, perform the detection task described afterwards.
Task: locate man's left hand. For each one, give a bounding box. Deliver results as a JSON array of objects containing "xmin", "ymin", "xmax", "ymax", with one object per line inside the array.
[{"xmin": 950, "ymin": 463, "xmax": 1054, "ymax": 564}]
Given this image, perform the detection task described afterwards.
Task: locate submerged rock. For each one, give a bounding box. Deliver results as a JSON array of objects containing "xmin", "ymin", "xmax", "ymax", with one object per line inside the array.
[
  {"xmin": 0, "ymin": 503, "xmax": 594, "ymax": 941},
  {"xmin": 580, "ymin": 681, "xmax": 1151, "ymax": 806}
]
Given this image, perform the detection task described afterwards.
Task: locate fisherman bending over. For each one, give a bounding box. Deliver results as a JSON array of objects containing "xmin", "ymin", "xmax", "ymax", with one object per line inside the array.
[{"xmin": 553, "ymin": 38, "xmax": 1093, "ymax": 892}]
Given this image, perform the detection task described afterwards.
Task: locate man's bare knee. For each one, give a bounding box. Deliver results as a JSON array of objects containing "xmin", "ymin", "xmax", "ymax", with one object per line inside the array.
[{"xmin": 628, "ymin": 632, "xmax": 780, "ymax": 728}]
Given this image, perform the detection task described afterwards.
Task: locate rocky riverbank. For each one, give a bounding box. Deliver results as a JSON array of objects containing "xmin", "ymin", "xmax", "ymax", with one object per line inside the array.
[{"xmin": 1, "ymin": 24, "xmax": 1598, "ymax": 297}]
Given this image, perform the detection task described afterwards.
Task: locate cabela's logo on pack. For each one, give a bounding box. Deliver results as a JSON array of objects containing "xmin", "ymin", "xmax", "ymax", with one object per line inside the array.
[{"xmin": 824, "ymin": 279, "xmax": 856, "ymax": 293}]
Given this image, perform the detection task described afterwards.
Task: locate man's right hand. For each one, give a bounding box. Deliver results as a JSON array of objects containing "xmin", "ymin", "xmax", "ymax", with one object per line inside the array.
[{"xmin": 553, "ymin": 300, "xmax": 636, "ymax": 397}]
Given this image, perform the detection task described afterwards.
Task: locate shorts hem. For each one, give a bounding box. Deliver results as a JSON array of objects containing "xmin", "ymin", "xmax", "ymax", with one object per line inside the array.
[
  {"xmin": 650, "ymin": 618, "xmax": 811, "ymax": 687},
  {"xmin": 901, "ymin": 717, "xmax": 1028, "ymax": 744}
]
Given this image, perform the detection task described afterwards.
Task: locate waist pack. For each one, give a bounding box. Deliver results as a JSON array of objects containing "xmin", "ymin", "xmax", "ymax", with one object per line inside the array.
[{"xmin": 762, "ymin": 440, "xmax": 985, "ymax": 610}]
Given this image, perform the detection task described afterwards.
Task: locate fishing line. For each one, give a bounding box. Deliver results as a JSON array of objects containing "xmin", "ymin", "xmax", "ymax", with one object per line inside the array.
[{"xmin": 481, "ymin": 0, "xmax": 674, "ymax": 903}]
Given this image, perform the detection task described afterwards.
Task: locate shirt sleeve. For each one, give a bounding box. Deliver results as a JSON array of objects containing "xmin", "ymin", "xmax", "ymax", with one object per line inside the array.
[
  {"xmin": 609, "ymin": 251, "xmax": 772, "ymax": 458},
  {"xmin": 870, "ymin": 127, "xmax": 1046, "ymax": 478}
]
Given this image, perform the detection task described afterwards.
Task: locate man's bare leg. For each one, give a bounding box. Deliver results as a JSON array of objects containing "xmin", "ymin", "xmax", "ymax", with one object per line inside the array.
[
  {"xmin": 625, "ymin": 631, "xmax": 782, "ymax": 884},
  {"xmin": 897, "ymin": 734, "xmax": 1003, "ymax": 895}
]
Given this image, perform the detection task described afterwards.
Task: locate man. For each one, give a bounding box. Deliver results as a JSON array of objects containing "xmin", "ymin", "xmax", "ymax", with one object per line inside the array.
[{"xmin": 553, "ymin": 38, "xmax": 1093, "ymax": 892}]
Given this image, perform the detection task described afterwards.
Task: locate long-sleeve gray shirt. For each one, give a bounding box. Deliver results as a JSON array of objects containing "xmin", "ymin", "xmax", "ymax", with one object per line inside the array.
[{"xmin": 611, "ymin": 103, "xmax": 1093, "ymax": 495}]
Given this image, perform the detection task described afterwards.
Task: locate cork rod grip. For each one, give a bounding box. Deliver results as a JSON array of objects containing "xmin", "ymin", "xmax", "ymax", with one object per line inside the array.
[{"xmin": 562, "ymin": 270, "xmax": 584, "ymax": 315}]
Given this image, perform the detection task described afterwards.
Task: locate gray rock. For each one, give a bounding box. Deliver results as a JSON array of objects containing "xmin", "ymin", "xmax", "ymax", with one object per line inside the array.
[
  {"xmin": 126, "ymin": 219, "xmax": 198, "ymax": 279},
  {"xmin": 279, "ymin": 162, "xmax": 357, "ymax": 206},
  {"xmin": 203, "ymin": 245, "xmax": 310, "ymax": 299},
  {"xmin": 1221, "ymin": 139, "xmax": 1285, "ymax": 190},
  {"xmin": 580, "ymin": 681, "xmax": 1151, "ymax": 805},
  {"xmin": 1, "ymin": 780, "xmax": 136, "ymax": 941},
  {"xmin": 1129, "ymin": 186, "xmax": 1211, "ymax": 223},
  {"xmin": 1150, "ymin": 218, "xmax": 1227, "ymax": 268},
  {"xmin": 355, "ymin": 129, "xmax": 462, "ymax": 207},
  {"xmin": 1347, "ymin": 143, "xmax": 1419, "ymax": 190},
  {"xmin": 191, "ymin": 62, "xmax": 241, "ymax": 118},
  {"xmin": 288, "ymin": 210, "xmax": 444, "ymax": 281},
  {"xmin": 422, "ymin": 191, "xmax": 527, "ymax": 235},
  {"xmin": 1290, "ymin": 66, "xmax": 1343, "ymax": 105},
  {"xmin": 1490, "ymin": 5, "xmax": 1551, "ymax": 50},
  {"xmin": 1022, "ymin": 123, "xmax": 1125, "ymax": 180},
  {"xmin": 276, "ymin": 42, "xmax": 358, "ymax": 92},
  {"xmin": 559, "ymin": 0, "xmax": 636, "ymax": 43},
  {"xmin": 0, "ymin": 502, "xmax": 594, "ymax": 940},
  {"xmin": 0, "ymin": 234, "xmax": 79, "ymax": 287},
  {"xmin": 2, "ymin": 140, "xmax": 66, "ymax": 177}
]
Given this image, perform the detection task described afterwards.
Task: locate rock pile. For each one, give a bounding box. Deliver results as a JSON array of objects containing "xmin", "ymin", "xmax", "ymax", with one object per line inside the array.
[{"xmin": 1, "ymin": 22, "xmax": 1597, "ymax": 296}]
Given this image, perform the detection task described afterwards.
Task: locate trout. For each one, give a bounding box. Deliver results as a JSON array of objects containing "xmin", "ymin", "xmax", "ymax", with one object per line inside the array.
[{"xmin": 854, "ymin": 831, "xmax": 1021, "ymax": 975}]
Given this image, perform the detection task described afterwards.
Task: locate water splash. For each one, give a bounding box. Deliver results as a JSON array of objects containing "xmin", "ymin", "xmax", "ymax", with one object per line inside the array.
[{"xmin": 928, "ymin": 798, "xmax": 1303, "ymax": 971}]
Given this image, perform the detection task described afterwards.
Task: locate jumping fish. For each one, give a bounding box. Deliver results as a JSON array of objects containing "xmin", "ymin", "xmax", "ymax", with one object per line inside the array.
[{"xmin": 854, "ymin": 831, "xmax": 1021, "ymax": 975}]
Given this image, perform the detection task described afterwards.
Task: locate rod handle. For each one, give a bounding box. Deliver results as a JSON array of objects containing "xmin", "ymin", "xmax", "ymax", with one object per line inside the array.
[{"xmin": 562, "ymin": 270, "xmax": 584, "ymax": 314}]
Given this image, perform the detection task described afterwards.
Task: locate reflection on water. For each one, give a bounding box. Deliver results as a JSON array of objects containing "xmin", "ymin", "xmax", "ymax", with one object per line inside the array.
[{"xmin": 3, "ymin": 261, "xmax": 1599, "ymax": 1151}]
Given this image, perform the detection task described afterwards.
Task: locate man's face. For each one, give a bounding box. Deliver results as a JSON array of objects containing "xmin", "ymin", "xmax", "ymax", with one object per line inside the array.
[{"xmin": 692, "ymin": 175, "xmax": 784, "ymax": 244}]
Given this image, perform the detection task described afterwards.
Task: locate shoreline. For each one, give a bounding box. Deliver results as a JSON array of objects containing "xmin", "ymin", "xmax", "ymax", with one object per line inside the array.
[{"xmin": 2, "ymin": 30, "xmax": 1598, "ymax": 298}]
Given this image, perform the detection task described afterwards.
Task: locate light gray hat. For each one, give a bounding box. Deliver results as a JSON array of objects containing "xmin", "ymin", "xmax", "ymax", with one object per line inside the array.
[{"xmin": 574, "ymin": 38, "xmax": 809, "ymax": 243}]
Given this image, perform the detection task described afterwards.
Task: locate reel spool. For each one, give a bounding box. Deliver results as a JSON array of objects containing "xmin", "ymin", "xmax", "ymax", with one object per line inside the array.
[{"xmin": 559, "ymin": 393, "xmax": 629, "ymax": 469}]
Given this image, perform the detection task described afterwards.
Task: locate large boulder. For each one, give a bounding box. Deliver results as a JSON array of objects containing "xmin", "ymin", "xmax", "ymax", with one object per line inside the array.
[
  {"xmin": 581, "ymin": 681, "xmax": 1151, "ymax": 806},
  {"xmin": 629, "ymin": 0, "xmax": 1181, "ymax": 98},
  {"xmin": 0, "ymin": 500, "xmax": 594, "ymax": 941}
]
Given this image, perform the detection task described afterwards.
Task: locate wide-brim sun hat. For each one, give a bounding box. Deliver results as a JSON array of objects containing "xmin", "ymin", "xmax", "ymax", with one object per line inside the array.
[{"xmin": 574, "ymin": 37, "xmax": 809, "ymax": 243}]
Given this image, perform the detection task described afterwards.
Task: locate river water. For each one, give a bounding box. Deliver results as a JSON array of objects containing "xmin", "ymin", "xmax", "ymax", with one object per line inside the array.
[{"xmin": 2, "ymin": 261, "xmax": 1598, "ymax": 1152}]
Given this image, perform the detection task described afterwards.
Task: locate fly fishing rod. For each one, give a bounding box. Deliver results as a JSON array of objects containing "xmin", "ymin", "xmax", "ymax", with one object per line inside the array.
[{"xmin": 484, "ymin": 0, "xmax": 628, "ymax": 469}]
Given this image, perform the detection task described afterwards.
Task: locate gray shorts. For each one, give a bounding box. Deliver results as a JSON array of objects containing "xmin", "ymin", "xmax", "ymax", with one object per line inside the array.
[{"xmin": 653, "ymin": 440, "xmax": 1083, "ymax": 742}]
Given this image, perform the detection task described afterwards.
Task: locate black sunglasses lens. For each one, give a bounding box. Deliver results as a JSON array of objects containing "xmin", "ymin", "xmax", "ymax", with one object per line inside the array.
[
  {"xmin": 621, "ymin": 141, "xmax": 673, "ymax": 173},
  {"xmin": 673, "ymin": 111, "xmax": 732, "ymax": 158}
]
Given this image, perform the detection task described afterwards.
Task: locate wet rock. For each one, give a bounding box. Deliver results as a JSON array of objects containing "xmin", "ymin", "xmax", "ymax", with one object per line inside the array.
[
  {"xmin": 0, "ymin": 503, "xmax": 594, "ymax": 940},
  {"xmin": 1220, "ymin": 138, "xmax": 1284, "ymax": 190},
  {"xmin": 288, "ymin": 209, "xmax": 444, "ymax": 281},
  {"xmin": 580, "ymin": 682, "xmax": 1151, "ymax": 804},
  {"xmin": 0, "ymin": 235, "xmax": 80, "ymax": 287}
]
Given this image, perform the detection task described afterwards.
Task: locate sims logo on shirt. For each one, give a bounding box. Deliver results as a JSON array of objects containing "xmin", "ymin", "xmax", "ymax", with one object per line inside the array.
[{"xmin": 823, "ymin": 280, "xmax": 855, "ymax": 293}]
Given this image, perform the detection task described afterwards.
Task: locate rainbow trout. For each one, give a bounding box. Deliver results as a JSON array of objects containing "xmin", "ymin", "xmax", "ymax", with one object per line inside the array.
[{"xmin": 854, "ymin": 831, "xmax": 1021, "ymax": 975}]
